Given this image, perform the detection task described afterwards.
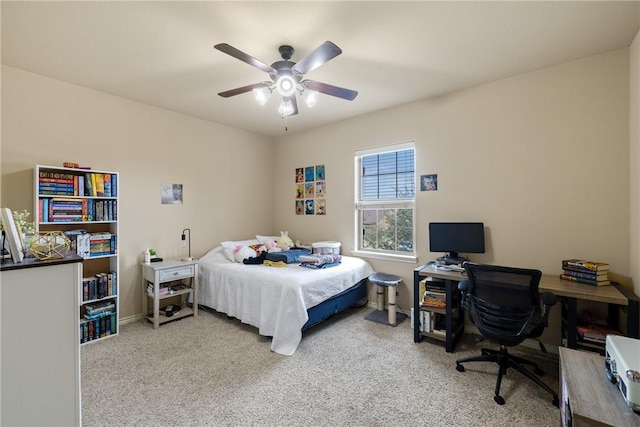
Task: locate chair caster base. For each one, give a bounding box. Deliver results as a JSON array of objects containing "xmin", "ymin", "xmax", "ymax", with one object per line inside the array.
[
  {"xmin": 552, "ymin": 397, "xmax": 559, "ymax": 408},
  {"xmin": 534, "ymin": 367, "xmax": 544, "ymax": 376},
  {"xmin": 456, "ymin": 364, "xmax": 465, "ymax": 372},
  {"xmin": 494, "ymin": 395, "xmax": 505, "ymax": 405}
]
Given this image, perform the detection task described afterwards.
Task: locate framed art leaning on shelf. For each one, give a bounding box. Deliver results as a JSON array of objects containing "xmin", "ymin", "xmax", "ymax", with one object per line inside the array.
[{"xmin": 1, "ymin": 208, "xmax": 24, "ymax": 263}]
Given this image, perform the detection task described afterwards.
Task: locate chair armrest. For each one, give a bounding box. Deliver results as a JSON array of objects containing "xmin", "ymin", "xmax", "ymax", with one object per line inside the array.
[
  {"xmin": 540, "ymin": 291, "xmax": 557, "ymax": 325},
  {"xmin": 458, "ymin": 280, "xmax": 470, "ymax": 292},
  {"xmin": 541, "ymin": 292, "xmax": 556, "ymax": 307}
]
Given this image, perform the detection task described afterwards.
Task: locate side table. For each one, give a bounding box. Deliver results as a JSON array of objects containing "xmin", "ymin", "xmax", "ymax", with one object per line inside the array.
[{"xmin": 141, "ymin": 259, "xmax": 198, "ymax": 329}]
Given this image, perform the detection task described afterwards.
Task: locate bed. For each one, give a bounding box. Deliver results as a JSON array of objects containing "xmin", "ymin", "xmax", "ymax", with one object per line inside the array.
[{"xmin": 197, "ymin": 246, "xmax": 374, "ymax": 355}]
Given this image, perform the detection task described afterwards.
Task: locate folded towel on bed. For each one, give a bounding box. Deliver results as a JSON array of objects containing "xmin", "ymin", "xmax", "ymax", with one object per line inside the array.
[
  {"xmin": 298, "ymin": 254, "xmax": 342, "ymax": 266},
  {"xmin": 265, "ymin": 248, "xmax": 312, "ymax": 264},
  {"xmin": 300, "ymin": 261, "xmax": 341, "ymax": 269}
]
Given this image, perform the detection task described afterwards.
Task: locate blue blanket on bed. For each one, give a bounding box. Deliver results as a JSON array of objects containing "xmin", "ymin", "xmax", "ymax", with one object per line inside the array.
[{"xmin": 265, "ymin": 248, "xmax": 312, "ymax": 264}]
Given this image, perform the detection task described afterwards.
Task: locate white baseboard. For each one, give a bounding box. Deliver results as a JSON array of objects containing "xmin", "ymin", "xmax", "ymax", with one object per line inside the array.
[{"xmin": 120, "ymin": 313, "xmax": 144, "ymax": 325}]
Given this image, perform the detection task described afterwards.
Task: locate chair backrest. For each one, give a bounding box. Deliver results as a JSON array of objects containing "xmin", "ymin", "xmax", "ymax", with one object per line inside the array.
[{"xmin": 462, "ymin": 262, "xmax": 544, "ymax": 346}]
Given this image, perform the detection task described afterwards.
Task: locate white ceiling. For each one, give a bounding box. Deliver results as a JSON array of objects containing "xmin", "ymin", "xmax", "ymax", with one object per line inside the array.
[{"xmin": 2, "ymin": 1, "xmax": 639, "ymax": 138}]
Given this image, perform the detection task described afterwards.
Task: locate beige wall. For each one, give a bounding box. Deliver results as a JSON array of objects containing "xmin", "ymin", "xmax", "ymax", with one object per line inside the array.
[
  {"xmin": 1, "ymin": 65, "xmax": 275, "ymax": 319},
  {"xmin": 2, "ymin": 46, "xmax": 635, "ymax": 338},
  {"xmin": 273, "ymin": 48, "xmax": 631, "ymax": 344},
  {"xmin": 630, "ymin": 29, "xmax": 640, "ymax": 297}
]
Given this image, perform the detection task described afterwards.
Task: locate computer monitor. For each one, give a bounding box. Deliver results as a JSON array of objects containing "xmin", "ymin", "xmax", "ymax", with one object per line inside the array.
[{"xmin": 429, "ymin": 222, "xmax": 485, "ymax": 265}]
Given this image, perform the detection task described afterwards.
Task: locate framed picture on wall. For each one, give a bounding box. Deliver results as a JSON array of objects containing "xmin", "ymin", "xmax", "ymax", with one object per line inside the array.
[{"xmin": 1, "ymin": 208, "xmax": 24, "ymax": 263}]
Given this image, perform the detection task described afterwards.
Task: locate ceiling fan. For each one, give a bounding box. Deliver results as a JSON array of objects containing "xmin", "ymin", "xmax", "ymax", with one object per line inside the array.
[{"xmin": 214, "ymin": 41, "xmax": 358, "ymax": 116}]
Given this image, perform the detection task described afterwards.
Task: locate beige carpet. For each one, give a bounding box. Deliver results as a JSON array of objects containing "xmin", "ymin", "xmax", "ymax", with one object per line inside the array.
[{"xmin": 81, "ymin": 306, "xmax": 560, "ymax": 426}]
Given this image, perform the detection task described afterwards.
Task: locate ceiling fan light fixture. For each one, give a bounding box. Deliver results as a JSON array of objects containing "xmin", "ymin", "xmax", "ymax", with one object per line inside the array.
[
  {"xmin": 276, "ymin": 75, "xmax": 297, "ymax": 97},
  {"xmin": 253, "ymin": 86, "xmax": 271, "ymax": 106},
  {"xmin": 278, "ymin": 97, "xmax": 295, "ymax": 116},
  {"xmin": 302, "ymin": 89, "xmax": 319, "ymax": 108}
]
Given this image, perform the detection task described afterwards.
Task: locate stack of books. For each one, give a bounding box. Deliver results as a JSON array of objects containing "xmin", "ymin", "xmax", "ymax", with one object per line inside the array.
[
  {"xmin": 420, "ymin": 279, "xmax": 447, "ymax": 308},
  {"xmin": 560, "ymin": 259, "xmax": 610, "ymax": 286}
]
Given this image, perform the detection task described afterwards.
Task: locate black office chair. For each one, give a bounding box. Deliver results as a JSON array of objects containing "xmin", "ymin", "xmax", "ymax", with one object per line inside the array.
[{"xmin": 455, "ymin": 262, "xmax": 559, "ymax": 407}]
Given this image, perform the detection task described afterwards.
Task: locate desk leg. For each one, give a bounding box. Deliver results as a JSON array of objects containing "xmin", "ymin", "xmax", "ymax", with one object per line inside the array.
[
  {"xmin": 445, "ymin": 279, "xmax": 453, "ymax": 353},
  {"xmin": 564, "ymin": 297, "xmax": 577, "ymax": 349},
  {"xmin": 628, "ymin": 299, "xmax": 639, "ymax": 338},
  {"xmin": 413, "ymin": 268, "xmax": 421, "ymax": 343}
]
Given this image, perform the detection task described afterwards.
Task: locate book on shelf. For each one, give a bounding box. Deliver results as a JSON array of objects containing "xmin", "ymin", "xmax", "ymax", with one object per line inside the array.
[
  {"xmin": 39, "ymin": 170, "xmax": 75, "ymax": 180},
  {"xmin": 559, "ymin": 274, "xmax": 610, "ymax": 287},
  {"xmin": 84, "ymin": 172, "xmax": 93, "ymax": 196},
  {"xmin": 103, "ymin": 173, "xmax": 111, "ymax": 197},
  {"xmin": 111, "ymin": 174, "xmax": 118, "ymax": 197},
  {"xmin": 561, "ymin": 259, "xmax": 609, "ymax": 272},
  {"xmin": 82, "ymin": 271, "xmax": 117, "ymax": 301},
  {"xmin": 422, "ymin": 290, "xmax": 447, "ymax": 308},
  {"xmin": 90, "ymin": 173, "xmax": 97, "ymax": 197},
  {"xmin": 95, "ymin": 174, "xmax": 105, "ymax": 197}
]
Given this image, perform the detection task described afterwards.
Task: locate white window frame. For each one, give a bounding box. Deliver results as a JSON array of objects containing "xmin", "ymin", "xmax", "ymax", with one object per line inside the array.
[{"xmin": 353, "ymin": 142, "xmax": 417, "ymax": 263}]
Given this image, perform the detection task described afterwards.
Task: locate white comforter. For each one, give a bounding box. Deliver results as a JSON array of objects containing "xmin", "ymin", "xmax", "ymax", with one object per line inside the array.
[{"xmin": 197, "ymin": 247, "xmax": 374, "ymax": 355}]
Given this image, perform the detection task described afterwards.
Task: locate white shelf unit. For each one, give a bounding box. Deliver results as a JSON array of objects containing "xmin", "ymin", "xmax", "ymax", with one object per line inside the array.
[
  {"xmin": 141, "ymin": 259, "xmax": 198, "ymax": 329},
  {"xmin": 35, "ymin": 164, "xmax": 120, "ymax": 345}
]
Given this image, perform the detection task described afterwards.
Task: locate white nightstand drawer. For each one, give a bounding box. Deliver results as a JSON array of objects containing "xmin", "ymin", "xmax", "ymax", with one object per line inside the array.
[{"xmin": 159, "ymin": 265, "xmax": 195, "ymax": 282}]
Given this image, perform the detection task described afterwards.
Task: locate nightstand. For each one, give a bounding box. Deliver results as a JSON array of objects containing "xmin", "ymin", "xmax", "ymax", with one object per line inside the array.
[{"xmin": 141, "ymin": 259, "xmax": 198, "ymax": 329}]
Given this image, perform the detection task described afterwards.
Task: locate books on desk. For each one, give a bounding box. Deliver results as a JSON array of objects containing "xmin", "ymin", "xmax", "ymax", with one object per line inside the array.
[{"xmin": 560, "ymin": 259, "xmax": 610, "ymax": 286}]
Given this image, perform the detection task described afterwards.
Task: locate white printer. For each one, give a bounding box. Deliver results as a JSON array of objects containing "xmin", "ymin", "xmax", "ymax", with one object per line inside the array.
[{"xmin": 605, "ymin": 335, "xmax": 640, "ymax": 411}]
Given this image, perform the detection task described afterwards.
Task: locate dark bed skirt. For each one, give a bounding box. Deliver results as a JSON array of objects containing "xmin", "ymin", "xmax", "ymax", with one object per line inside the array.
[{"xmin": 302, "ymin": 278, "xmax": 368, "ymax": 330}]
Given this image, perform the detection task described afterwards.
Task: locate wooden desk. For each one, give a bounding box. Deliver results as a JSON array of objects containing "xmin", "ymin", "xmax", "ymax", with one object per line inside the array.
[
  {"xmin": 412, "ymin": 265, "xmax": 640, "ymax": 353},
  {"xmin": 559, "ymin": 347, "xmax": 639, "ymax": 426},
  {"xmin": 540, "ymin": 275, "xmax": 640, "ymax": 351}
]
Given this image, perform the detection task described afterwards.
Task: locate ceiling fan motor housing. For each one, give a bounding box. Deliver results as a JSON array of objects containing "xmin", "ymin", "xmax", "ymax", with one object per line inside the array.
[{"xmin": 278, "ymin": 45, "xmax": 295, "ymax": 61}]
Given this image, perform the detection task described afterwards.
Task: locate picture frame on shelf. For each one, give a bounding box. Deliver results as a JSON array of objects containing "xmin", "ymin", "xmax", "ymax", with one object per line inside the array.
[{"xmin": 1, "ymin": 208, "xmax": 25, "ymax": 263}]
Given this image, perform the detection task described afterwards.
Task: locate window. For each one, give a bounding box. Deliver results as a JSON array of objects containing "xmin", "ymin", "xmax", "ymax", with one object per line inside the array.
[{"xmin": 355, "ymin": 142, "xmax": 415, "ymax": 258}]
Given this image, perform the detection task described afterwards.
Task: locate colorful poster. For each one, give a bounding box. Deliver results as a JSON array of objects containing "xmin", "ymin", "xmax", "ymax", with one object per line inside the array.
[
  {"xmin": 305, "ymin": 199, "xmax": 315, "ymax": 215},
  {"xmin": 305, "ymin": 182, "xmax": 315, "ymax": 198},
  {"xmin": 305, "ymin": 166, "xmax": 315, "ymax": 182},
  {"xmin": 420, "ymin": 174, "xmax": 438, "ymax": 191},
  {"xmin": 295, "ymin": 165, "xmax": 326, "ymax": 215}
]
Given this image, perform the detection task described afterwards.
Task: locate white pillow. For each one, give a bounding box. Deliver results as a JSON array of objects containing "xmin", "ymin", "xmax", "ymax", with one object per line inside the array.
[
  {"xmin": 221, "ymin": 239, "xmax": 260, "ymax": 262},
  {"xmin": 234, "ymin": 246, "xmax": 257, "ymax": 263},
  {"xmin": 256, "ymin": 235, "xmax": 279, "ymax": 245}
]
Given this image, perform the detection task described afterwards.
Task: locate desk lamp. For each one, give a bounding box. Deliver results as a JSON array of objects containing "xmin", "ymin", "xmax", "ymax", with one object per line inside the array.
[{"xmin": 181, "ymin": 228, "xmax": 192, "ymax": 261}]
